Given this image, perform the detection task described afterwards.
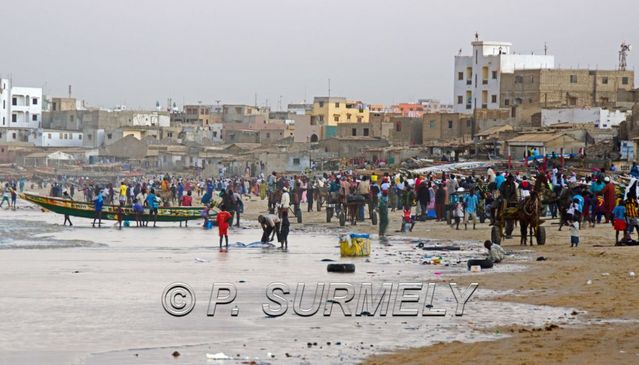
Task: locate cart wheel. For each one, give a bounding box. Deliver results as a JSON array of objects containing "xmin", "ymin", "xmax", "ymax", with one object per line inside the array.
[
  {"xmin": 339, "ymin": 211, "xmax": 346, "ymax": 227},
  {"xmin": 326, "ymin": 207, "xmax": 333, "ymax": 223},
  {"xmin": 491, "ymin": 226, "xmax": 501, "ymax": 244},
  {"xmin": 536, "ymin": 226, "xmax": 546, "ymax": 245},
  {"xmin": 371, "ymin": 211, "xmax": 378, "ymax": 226}
]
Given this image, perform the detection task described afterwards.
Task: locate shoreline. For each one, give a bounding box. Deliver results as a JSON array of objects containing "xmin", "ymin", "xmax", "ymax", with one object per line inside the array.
[{"xmin": 2, "ymin": 195, "xmax": 638, "ymax": 364}]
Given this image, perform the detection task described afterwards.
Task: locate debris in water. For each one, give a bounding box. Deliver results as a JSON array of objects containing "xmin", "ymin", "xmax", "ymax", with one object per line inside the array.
[
  {"xmin": 171, "ymin": 351, "xmax": 180, "ymax": 357},
  {"xmin": 206, "ymin": 352, "xmax": 232, "ymax": 360}
]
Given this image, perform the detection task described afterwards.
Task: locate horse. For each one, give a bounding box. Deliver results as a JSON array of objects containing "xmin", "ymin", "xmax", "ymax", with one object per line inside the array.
[{"xmin": 518, "ymin": 173, "xmax": 550, "ymax": 245}]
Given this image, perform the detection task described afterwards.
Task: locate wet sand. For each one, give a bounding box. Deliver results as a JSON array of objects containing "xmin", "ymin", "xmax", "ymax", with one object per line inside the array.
[{"xmin": 1, "ymin": 195, "xmax": 637, "ymax": 364}]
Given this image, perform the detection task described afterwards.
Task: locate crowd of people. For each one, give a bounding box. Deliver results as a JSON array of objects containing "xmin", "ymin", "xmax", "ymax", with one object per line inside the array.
[{"xmin": 6, "ymin": 157, "xmax": 639, "ymax": 255}]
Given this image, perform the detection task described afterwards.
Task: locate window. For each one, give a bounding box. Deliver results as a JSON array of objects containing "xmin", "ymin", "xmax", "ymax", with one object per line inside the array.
[
  {"xmin": 346, "ymin": 113, "xmax": 352, "ymax": 121},
  {"xmin": 458, "ymin": 72, "xmax": 464, "ymax": 80},
  {"xmin": 491, "ymin": 95, "xmax": 497, "ymax": 103},
  {"xmin": 32, "ymin": 114, "xmax": 37, "ymax": 121},
  {"xmin": 32, "ymin": 98, "xmax": 38, "ymax": 105},
  {"xmin": 569, "ymin": 75, "xmax": 577, "ymax": 83},
  {"xmin": 568, "ymin": 96, "xmax": 577, "ymax": 106},
  {"xmin": 515, "ymin": 76, "xmax": 524, "ymax": 84},
  {"xmin": 266, "ymin": 132, "xmax": 270, "ymax": 138},
  {"xmin": 333, "ymin": 115, "xmax": 339, "ymax": 122},
  {"xmin": 457, "ymin": 96, "xmax": 463, "ymax": 104},
  {"xmin": 395, "ymin": 122, "xmax": 401, "ymax": 132},
  {"xmin": 107, "ymin": 133, "xmax": 112, "ymax": 139},
  {"xmin": 429, "ymin": 120, "xmax": 435, "ymax": 129},
  {"xmin": 213, "ymin": 131, "xmax": 217, "ymax": 137},
  {"xmin": 293, "ymin": 158, "xmax": 300, "ymax": 165},
  {"xmin": 11, "ymin": 114, "xmax": 17, "ymax": 123},
  {"xmin": 2, "ymin": 100, "xmax": 5, "ymax": 109},
  {"xmin": 602, "ymin": 77, "xmax": 609, "ymax": 84},
  {"xmin": 70, "ymin": 115, "xmax": 74, "ymax": 122},
  {"xmin": 448, "ymin": 120, "xmax": 453, "ymax": 129},
  {"xmin": 318, "ymin": 101, "xmax": 324, "ymax": 107},
  {"xmin": 12, "ymin": 97, "xmax": 17, "ymax": 106},
  {"xmin": 492, "ymin": 71, "xmax": 498, "ymax": 79},
  {"xmin": 351, "ymin": 128, "xmax": 357, "ymax": 136},
  {"xmin": 12, "ymin": 133, "xmax": 16, "ymax": 139},
  {"xmin": 2, "ymin": 116, "xmax": 4, "ymax": 125},
  {"xmin": 357, "ymin": 116, "xmax": 363, "ymax": 123},
  {"xmin": 515, "ymin": 98, "xmax": 523, "ymax": 105},
  {"xmin": 45, "ymin": 133, "xmax": 51, "ymax": 139},
  {"xmin": 335, "ymin": 102, "xmax": 340, "ymax": 108},
  {"xmin": 363, "ymin": 128, "xmax": 369, "ymax": 136},
  {"xmin": 504, "ymin": 99, "xmax": 510, "ymax": 106},
  {"xmin": 318, "ymin": 115, "xmax": 324, "ymax": 122},
  {"xmin": 88, "ymin": 134, "xmax": 92, "ymax": 140},
  {"xmin": 622, "ymin": 77, "xmax": 629, "ymax": 85},
  {"xmin": 79, "ymin": 134, "xmax": 82, "ymax": 140}
]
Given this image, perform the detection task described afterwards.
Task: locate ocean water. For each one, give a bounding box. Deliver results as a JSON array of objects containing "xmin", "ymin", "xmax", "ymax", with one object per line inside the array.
[{"xmin": 0, "ymin": 205, "xmax": 584, "ymax": 365}]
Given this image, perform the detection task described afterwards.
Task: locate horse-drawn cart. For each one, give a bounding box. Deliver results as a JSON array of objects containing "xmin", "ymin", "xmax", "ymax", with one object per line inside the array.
[
  {"xmin": 326, "ymin": 193, "xmax": 377, "ymax": 227},
  {"xmin": 491, "ymin": 202, "xmax": 546, "ymax": 245},
  {"xmin": 490, "ymin": 174, "xmax": 550, "ymax": 246}
]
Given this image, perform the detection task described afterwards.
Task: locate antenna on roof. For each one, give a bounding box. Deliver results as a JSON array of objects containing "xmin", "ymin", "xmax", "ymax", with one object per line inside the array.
[
  {"xmin": 544, "ymin": 42, "xmax": 548, "ymax": 55},
  {"xmin": 619, "ymin": 42, "xmax": 631, "ymax": 71},
  {"xmin": 474, "ymin": 32, "xmax": 479, "ymax": 41}
]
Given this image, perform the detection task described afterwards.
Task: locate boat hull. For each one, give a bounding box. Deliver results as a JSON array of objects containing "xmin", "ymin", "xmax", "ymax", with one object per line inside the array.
[{"xmin": 20, "ymin": 193, "xmax": 209, "ymax": 222}]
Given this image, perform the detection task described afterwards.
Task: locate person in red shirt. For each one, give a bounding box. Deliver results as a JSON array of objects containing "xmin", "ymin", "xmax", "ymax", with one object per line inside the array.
[
  {"xmin": 216, "ymin": 205, "xmax": 232, "ymax": 250},
  {"xmin": 181, "ymin": 190, "xmax": 193, "ymax": 206},
  {"xmin": 178, "ymin": 190, "xmax": 194, "ymax": 228}
]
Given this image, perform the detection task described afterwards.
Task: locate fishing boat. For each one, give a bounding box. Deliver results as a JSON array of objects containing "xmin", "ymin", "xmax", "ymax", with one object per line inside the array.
[{"xmin": 20, "ymin": 192, "xmax": 213, "ymax": 223}]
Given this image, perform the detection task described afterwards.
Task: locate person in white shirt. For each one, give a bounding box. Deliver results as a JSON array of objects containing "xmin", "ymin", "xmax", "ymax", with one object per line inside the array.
[
  {"xmin": 484, "ymin": 240, "xmax": 506, "ymax": 263},
  {"xmin": 279, "ymin": 187, "xmax": 290, "ymax": 212}
]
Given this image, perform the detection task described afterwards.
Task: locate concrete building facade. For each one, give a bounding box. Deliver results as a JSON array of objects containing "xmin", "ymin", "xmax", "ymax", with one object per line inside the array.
[
  {"xmin": 500, "ymin": 69, "xmax": 635, "ymax": 111},
  {"xmin": 453, "ymin": 40, "xmax": 554, "ymax": 114},
  {"xmin": 0, "ymin": 78, "xmax": 43, "ymax": 143},
  {"xmin": 541, "ymin": 107, "xmax": 627, "ymax": 129},
  {"xmin": 31, "ymin": 129, "xmax": 84, "ymax": 147},
  {"xmin": 422, "ymin": 113, "xmax": 473, "ymax": 142},
  {"xmin": 310, "ymin": 97, "xmax": 370, "ymax": 126}
]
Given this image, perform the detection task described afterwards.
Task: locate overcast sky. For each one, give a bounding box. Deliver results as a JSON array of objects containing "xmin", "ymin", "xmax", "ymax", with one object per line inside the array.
[{"xmin": 2, "ymin": 0, "xmax": 637, "ymax": 109}]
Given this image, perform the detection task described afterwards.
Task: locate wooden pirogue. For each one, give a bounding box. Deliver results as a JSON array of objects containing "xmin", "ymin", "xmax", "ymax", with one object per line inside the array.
[{"xmin": 20, "ymin": 192, "xmax": 209, "ymax": 223}]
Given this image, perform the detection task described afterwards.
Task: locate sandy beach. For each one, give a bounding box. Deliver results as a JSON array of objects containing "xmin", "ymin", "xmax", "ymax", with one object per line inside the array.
[{"xmin": 0, "ymin": 195, "xmax": 638, "ymax": 365}]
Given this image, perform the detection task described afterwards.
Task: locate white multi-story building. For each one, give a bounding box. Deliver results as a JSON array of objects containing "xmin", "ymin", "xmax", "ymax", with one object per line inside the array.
[
  {"xmin": 0, "ymin": 78, "xmax": 43, "ymax": 143},
  {"xmin": 453, "ymin": 40, "xmax": 554, "ymax": 114}
]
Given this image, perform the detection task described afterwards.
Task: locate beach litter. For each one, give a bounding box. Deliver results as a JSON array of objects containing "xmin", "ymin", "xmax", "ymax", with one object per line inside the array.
[
  {"xmin": 630, "ymin": 272, "xmax": 636, "ymax": 277},
  {"xmin": 194, "ymin": 257, "xmax": 209, "ymax": 263},
  {"xmin": 206, "ymin": 352, "xmax": 232, "ymax": 360}
]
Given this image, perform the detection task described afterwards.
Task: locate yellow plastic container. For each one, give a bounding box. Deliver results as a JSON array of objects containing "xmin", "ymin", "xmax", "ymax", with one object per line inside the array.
[{"xmin": 340, "ymin": 234, "xmax": 371, "ymax": 257}]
